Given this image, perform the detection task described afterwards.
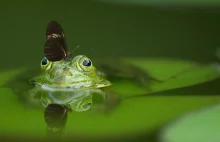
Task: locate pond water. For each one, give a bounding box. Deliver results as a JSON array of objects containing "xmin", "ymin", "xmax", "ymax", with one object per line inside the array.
[{"xmin": 1, "ymin": 0, "xmax": 220, "ymax": 142}]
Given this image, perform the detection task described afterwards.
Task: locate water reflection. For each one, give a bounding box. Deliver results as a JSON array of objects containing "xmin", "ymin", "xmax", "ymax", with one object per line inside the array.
[
  {"xmin": 27, "ymin": 88, "xmax": 120, "ymax": 136},
  {"xmin": 41, "ymin": 90, "xmax": 94, "ymax": 112},
  {"xmin": 44, "ymin": 104, "xmax": 68, "ymax": 136}
]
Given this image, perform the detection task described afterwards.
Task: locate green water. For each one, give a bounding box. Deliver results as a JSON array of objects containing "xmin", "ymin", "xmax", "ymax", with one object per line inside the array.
[{"xmin": 1, "ymin": 0, "xmax": 220, "ymax": 142}]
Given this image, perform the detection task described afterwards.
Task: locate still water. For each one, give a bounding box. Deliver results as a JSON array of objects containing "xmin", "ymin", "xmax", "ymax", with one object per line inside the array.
[{"xmin": 1, "ymin": 0, "xmax": 220, "ymax": 141}]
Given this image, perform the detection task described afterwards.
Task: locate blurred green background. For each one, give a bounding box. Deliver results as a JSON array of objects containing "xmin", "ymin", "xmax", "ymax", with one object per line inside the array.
[
  {"xmin": 98, "ymin": 0, "xmax": 220, "ymax": 7},
  {"xmin": 1, "ymin": 0, "xmax": 220, "ymax": 142},
  {"xmin": 1, "ymin": 0, "xmax": 220, "ymax": 69}
]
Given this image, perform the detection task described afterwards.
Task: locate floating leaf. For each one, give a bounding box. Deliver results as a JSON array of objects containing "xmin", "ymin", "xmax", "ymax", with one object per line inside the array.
[
  {"xmin": 109, "ymin": 58, "xmax": 220, "ymax": 96},
  {"xmin": 160, "ymin": 104, "xmax": 220, "ymax": 142}
]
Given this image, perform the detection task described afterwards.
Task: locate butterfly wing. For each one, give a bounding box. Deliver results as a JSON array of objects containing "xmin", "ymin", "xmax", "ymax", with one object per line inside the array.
[{"xmin": 44, "ymin": 21, "xmax": 68, "ymax": 62}]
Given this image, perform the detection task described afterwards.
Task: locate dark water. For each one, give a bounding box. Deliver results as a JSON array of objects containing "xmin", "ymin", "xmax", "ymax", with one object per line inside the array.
[{"xmin": 1, "ymin": 0, "xmax": 220, "ymax": 142}]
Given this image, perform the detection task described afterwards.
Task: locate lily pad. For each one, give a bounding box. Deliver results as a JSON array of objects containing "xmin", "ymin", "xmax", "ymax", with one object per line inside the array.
[
  {"xmin": 109, "ymin": 58, "xmax": 220, "ymax": 95},
  {"xmin": 159, "ymin": 104, "xmax": 220, "ymax": 142}
]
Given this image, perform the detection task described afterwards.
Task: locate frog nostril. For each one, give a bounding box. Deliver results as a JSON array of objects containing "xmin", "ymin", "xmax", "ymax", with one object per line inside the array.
[{"xmin": 67, "ymin": 71, "xmax": 73, "ymax": 76}]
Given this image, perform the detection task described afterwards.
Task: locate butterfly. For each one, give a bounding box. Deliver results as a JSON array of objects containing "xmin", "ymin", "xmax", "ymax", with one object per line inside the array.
[{"xmin": 44, "ymin": 21, "xmax": 70, "ymax": 62}]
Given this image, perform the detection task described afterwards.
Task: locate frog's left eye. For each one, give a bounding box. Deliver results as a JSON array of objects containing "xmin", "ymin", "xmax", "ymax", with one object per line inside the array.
[
  {"xmin": 78, "ymin": 56, "xmax": 94, "ymax": 72},
  {"xmin": 82, "ymin": 60, "xmax": 91, "ymax": 67},
  {"xmin": 41, "ymin": 57, "xmax": 52, "ymax": 71}
]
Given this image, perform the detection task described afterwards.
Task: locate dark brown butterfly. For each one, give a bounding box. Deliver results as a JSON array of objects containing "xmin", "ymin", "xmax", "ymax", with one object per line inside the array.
[{"xmin": 44, "ymin": 21, "xmax": 70, "ymax": 62}]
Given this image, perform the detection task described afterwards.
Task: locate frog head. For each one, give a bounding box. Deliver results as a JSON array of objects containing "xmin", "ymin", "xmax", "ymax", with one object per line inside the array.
[{"xmin": 33, "ymin": 54, "xmax": 111, "ymax": 91}]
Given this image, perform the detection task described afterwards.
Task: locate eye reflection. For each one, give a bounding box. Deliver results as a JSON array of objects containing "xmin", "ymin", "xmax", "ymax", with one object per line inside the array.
[{"xmin": 82, "ymin": 102, "xmax": 92, "ymax": 110}]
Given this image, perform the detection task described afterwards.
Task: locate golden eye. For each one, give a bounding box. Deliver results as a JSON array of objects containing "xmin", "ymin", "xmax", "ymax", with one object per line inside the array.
[{"xmin": 41, "ymin": 57, "xmax": 51, "ymax": 71}]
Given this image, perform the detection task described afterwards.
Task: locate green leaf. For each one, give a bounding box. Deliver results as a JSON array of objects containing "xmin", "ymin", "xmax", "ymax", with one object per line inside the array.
[
  {"xmin": 109, "ymin": 58, "xmax": 220, "ymax": 95},
  {"xmin": 160, "ymin": 104, "xmax": 220, "ymax": 142}
]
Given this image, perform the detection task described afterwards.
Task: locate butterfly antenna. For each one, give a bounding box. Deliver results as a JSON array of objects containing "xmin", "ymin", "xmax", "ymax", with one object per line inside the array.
[{"xmin": 70, "ymin": 45, "xmax": 80, "ymax": 55}]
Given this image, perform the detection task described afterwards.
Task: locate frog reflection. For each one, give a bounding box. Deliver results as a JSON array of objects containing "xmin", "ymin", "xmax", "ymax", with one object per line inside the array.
[
  {"xmin": 30, "ymin": 88, "xmax": 113, "ymax": 112},
  {"xmin": 40, "ymin": 89, "xmax": 119, "ymax": 136},
  {"xmin": 35, "ymin": 89, "xmax": 119, "ymax": 136},
  {"xmin": 41, "ymin": 90, "xmax": 93, "ymax": 112}
]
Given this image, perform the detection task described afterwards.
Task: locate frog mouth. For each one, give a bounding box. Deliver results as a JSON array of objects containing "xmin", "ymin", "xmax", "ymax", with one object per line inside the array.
[
  {"xmin": 41, "ymin": 81, "xmax": 93, "ymax": 92},
  {"xmin": 40, "ymin": 80, "xmax": 111, "ymax": 92}
]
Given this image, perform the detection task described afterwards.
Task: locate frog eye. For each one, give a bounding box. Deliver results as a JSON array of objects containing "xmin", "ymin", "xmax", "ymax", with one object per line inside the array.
[
  {"xmin": 82, "ymin": 59, "xmax": 91, "ymax": 67},
  {"xmin": 41, "ymin": 57, "xmax": 48, "ymax": 65},
  {"xmin": 78, "ymin": 56, "xmax": 94, "ymax": 72},
  {"xmin": 41, "ymin": 57, "xmax": 52, "ymax": 71}
]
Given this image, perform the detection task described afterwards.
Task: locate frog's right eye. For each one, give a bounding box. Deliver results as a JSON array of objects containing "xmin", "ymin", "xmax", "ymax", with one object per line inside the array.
[{"xmin": 41, "ymin": 57, "xmax": 52, "ymax": 71}]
